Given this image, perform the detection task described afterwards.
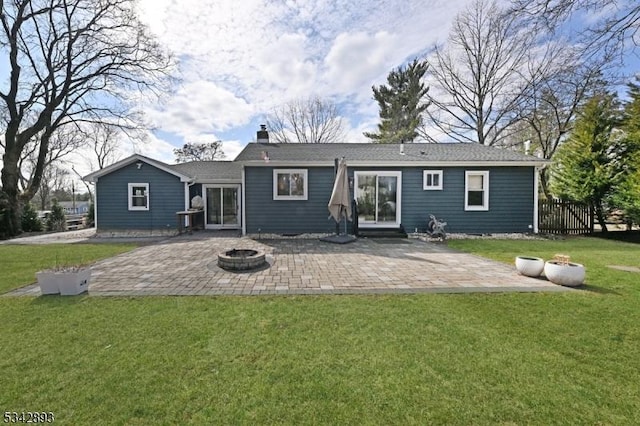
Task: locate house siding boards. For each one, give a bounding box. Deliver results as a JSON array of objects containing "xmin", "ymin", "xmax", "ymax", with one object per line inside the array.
[
  {"xmin": 245, "ymin": 167, "xmax": 339, "ymax": 234},
  {"xmin": 399, "ymin": 166, "xmax": 534, "ymax": 234},
  {"xmin": 96, "ymin": 162, "xmax": 184, "ymax": 231},
  {"xmin": 244, "ymin": 165, "xmax": 535, "ymax": 235}
]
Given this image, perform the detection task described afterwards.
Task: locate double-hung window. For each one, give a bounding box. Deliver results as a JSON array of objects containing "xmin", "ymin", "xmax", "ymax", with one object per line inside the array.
[
  {"xmin": 128, "ymin": 183, "xmax": 149, "ymax": 211},
  {"xmin": 423, "ymin": 170, "xmax": 443, "ymax": 190},
  {"xmin": 273, "ymin": 169, "xmax": 308, "ymax": 200},
  {"xmin": 465, "ymin": 171, "xmax": 489, "ymax": 211}
]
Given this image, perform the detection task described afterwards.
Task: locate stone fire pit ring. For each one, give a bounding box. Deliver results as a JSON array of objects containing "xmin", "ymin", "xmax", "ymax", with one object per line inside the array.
[{"xmin": 217, "ymin": 248, "xmax": 267, "ymax": 272}]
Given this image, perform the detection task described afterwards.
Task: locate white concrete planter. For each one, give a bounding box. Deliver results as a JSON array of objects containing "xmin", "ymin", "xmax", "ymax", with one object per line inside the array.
[
  {"xmin": 36, "ymin": 271, "xmax": 61, "ymax": 295},
  {"xmin": 544, "ymin": 261, "xmax": 585, "ymax": 287},
  {"xmin": 36, "ymin": 268, "xmax": 91, "ymax": 296},
  {"xmin": 515, "ymin": 256, "xmax": 545, "ymax": 277}
]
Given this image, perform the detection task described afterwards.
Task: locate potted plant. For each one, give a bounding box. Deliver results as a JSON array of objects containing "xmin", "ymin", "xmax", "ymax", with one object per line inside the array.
[
  {"xmin": 36, "ymin": 266, "xmax": 91, "ymax": 296},
  {"xmin": 544, "ymin": 254, "xmax": 585, "ymax": 287},
  {"xmin": 515, "ymin": 256, "xmax": 545, "ymax": 277}
]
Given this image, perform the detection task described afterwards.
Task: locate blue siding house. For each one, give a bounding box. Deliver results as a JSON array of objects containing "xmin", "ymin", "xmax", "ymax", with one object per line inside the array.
[
  {"xmin": 84, "ymin": 155, "xmax": 242, "ymax": 235},
  {"xmin": 235, "ymin": 142, "xmax": 545, "ymax": 235},
  {"xmin": 85, "ymin": 133, "xmax": 546, "ymax": 236}
]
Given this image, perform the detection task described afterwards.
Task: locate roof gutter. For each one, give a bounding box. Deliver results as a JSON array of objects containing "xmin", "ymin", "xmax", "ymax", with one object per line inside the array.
[{"xmin": 239, "ymin": 160, "xmax": 550, "ymax": 168}]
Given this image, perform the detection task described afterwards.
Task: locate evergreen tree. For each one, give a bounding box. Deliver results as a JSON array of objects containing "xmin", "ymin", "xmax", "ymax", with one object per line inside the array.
[
  {"xmin": 550, "ymin": 93, "xmax": 635, "ymax": 232},
  {"xmin": 21, "ymin": 203, "xmax": 43, "ymax": 232},
  {"xmin": 0, "ymin": 191, "xmax": 9, "ymax": 239},
  {"xmin": 612, "ymin": 169, "xmax": 640, "ymax": 227},
  {"xmin": 86, "ymin": 202, "xmax": 95, "ymax": 228},
  {"xmin": 364, "ymin": 59, "xmax": 429, "ymax": 143},
  {"xmin": 46, "ymin": 200, "xmax": 67, "ymax": 232},
  {"xmin": 611, "ymin": 80, "xmax": 640, "ymax": 226}
]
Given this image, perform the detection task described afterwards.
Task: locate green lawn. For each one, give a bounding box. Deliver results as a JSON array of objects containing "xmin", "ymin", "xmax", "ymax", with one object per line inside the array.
[
  {"xmin": 1, "ymin": 237, "xmax": 639, "ymax": 424},
  {"xmin": 0, "ymin": 244, "xmax": 138, "ymax": 294}
]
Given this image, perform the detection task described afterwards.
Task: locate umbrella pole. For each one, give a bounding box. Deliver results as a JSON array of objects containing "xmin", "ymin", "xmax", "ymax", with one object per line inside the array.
[{"xmin": 334, "ymin": 158, "xmax": 340, "ymax": 235}]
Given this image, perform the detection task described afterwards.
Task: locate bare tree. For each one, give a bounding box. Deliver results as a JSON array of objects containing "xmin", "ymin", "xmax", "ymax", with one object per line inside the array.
[
  {"xmin": 0, "ymin": 0, "xmax": 171, "ymax": 237},
  {"xmin": 265, "ymin": 96, "xmax": 346, "ymax": 143},
  {"xmin": 15, "ymin": 126, "xmax": 85, "ymax": 194},
  {"xmin": 174, "ymin": 141, "xmax": 225, "ymax": 162},
  {"xmin": 87, "ymin": 124, "xmax": 122, "ymax": 170},
  {"xmin": 69, "ymin": 123, "xmax": 124, "ymax": 199},
  {"xmin": 423, "ymin": 0, "xmax": 535, "ymax": 146},
  {"xmin": 34, "ymin": 163, "xmax": 69, "ymax": 210},
  {"xmin": 509, "ymin": 47, "xmax": 609, "ymax": 198},
  {"xmin": 510, "ymin": 0, "xmax": 640, "ymax": 60}
]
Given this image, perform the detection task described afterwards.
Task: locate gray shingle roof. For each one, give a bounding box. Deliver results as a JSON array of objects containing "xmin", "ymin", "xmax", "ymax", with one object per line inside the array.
[
  {"xmin": 234, "ymin": 142, "xmax": 545, "ymax": 164},
  {"xmin": 169, "ymin": 161, "xmax": 242, "ymax": 181}
]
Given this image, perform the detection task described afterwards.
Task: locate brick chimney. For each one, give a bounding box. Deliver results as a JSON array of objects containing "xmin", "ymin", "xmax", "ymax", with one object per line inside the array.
[{"xmin": 257, "ymin": 124, "xmax": 269, "ymax": 143}]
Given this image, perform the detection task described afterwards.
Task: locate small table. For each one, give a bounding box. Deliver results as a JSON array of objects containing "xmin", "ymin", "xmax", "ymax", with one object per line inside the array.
[{"xmin": 176, "ymin": 210, "xmax": 204, "ymax": 235}]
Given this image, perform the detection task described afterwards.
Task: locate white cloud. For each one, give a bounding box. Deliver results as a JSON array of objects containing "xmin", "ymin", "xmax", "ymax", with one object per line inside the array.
[
  {"xmin": 145, "ymin": 81, "xmax": 253, "ymax": 139},
  {"xmin": 256, "ymin": 33, "xmax": 318, "ymax": 97},
  {"xmin": 220, "ymin": 140, "xmax": 247, "ymax": 161},
  {"xmin": 134, "ymin": 0, "xmax": 477, "ymax": 148},
  {"xmin": 323, "ymin": 31, "xmax": 402, "ymax": 94},
  {"xmin": 132, "ymin": 134, "xmax": 178, "ymax": 164},
  {"xmin": 345, "ymin": 119, "xmax": 377, "ymax": 143}
]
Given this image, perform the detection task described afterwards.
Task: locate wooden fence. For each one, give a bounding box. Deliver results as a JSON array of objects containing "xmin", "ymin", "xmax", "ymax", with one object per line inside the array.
[
  {"xmin": 538, "ymin": 199, "xmax": 594, "ymax": 235},
  {"xmin": 65, "ymin": 214, "xmax": 86, "ymax": 231}
]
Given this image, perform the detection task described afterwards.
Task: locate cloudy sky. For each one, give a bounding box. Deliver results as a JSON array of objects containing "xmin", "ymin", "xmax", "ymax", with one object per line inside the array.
[{"xmin": 131, "ymin": 0, "xmax": 476, "ymax": 163}]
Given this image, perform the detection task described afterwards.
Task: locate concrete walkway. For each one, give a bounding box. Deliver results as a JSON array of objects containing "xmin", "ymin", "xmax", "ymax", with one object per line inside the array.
[
  {"xmin": 6, "ymin": 232, "xmax": 569, "ymax": 296},
  {"xmin": 0, "ymin": 228, "xmax": 98, "ymax": 244}
]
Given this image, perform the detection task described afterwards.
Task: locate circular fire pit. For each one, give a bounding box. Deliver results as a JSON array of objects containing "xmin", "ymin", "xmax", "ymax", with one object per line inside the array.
[{"xmin": 218, "ymin": 249, "xmax": 267, "ymax": 271}]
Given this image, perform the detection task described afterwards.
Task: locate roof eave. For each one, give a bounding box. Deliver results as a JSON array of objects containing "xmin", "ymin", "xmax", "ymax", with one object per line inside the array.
[
  {"xmin": 83, "ymin": 154, "xmax": 192, "ymax": 183},
  {"xmin": 192, "ymin": 178, "xmax": 243, "ymax": 184},
  {"xmin": 240, "ymin": 160, "xmax": 549, "ymax": 167}
]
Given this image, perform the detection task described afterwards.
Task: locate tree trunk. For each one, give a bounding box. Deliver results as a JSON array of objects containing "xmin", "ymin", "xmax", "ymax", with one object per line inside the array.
[
  {"xmin": 1, "ymin": 150, "xmax": 23, "ymax": 238},
  {"xmin": 0, "ymin": 190, "xmax": 22, "ymax": 239},
  {"xmin": 594, "ymin": 202, "xmax": 608, "ymax": 233}
]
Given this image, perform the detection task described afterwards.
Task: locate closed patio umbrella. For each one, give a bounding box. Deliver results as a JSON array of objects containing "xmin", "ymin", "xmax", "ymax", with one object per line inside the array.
[
  {"xmin": 328, "ymin": 158, "xmax": 352, "ymax": 224},
  {"xmin": 322, "ymin": 158, "xmax": 356, "ymax": 244}
]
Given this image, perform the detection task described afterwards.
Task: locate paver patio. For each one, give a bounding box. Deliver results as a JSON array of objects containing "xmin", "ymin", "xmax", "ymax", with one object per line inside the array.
[{"xmin": 8, "ymin": 232, "xmax": 569, "ymax": 296}]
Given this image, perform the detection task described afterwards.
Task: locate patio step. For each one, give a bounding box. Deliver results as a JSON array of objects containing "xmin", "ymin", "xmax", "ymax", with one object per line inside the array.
[{"xmin": 358, "ymin": 228, "xmax": 408, "ymax": 238}]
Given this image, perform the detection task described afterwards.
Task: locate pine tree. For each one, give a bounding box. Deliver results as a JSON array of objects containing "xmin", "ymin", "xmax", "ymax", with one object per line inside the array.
[
  {"xmin": 46, "ymin": 200, "xmax": 67, "ymax": 232},
  {"xmin": 364, "ymin": 59, "xmax": 429, "ymax": 143},
  {"xmin": 86, "ymin": 202, "xmax": 96, "ymax": 228},
  {"xmin": 611, "ymin": 80, "xmax": 640, "ymax": 226},
  {"xmin": 21, "ymin": 203, "xmax": 43, "ymax": 232},
  {"xmin": 550, "ymin": 93, "xmax": 632, "ymax": 232}
]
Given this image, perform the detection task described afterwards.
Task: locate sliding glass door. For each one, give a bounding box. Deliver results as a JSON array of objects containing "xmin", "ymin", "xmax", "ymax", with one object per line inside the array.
[
  {"xmin": 204, "ymin": 185, "xmax": 240, "ymax": 229},
  {"xmin": 354, "ymin": 172, "xmax": 401, "ymax": 227}
]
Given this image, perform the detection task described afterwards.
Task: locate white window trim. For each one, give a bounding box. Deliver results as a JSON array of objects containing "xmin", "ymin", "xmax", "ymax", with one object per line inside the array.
[
  {"xmin": 273, "ymin": 169, "xmax": 308, "ymax": 200},
  {"xmin": 423, "ymin": 170, "xmax": 443, "ymax": 190},
  {"xmin": 128, "ymin": 183, "xmax": 149, "ymax": 211},
  {"xmin": 465, "ymin": 171, "xmax": 489, "ymax": 211}
]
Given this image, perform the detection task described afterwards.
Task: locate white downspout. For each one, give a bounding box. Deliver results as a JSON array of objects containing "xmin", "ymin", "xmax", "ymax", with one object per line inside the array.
[
  {"xmin": 93, "ymin": 181, "xmax": 98, "ymax": 231},
  {"xmin": 533, "ymin": 165, "xmax": 545, "ymax": 233},
  {"xmin": 183, "ymin": 180, "xmax": 198, "ymax": 230},
  {"xmin": 184, "ymin": 182, "xmax": 190, "ymax": 211},
  {"xmin": 241, "ymin": 166, "xmax": 246, "ymax": 236}
]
